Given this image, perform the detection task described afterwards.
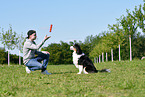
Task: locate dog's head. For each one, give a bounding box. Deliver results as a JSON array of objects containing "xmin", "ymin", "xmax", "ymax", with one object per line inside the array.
[{"xmin": 70, "ymin": 44, "xmax": 82, "ymax": 54}]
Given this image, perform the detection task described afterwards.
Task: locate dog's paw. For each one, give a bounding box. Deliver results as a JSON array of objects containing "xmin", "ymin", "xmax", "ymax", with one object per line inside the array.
[
  {"xmin": 77, "ymin": 72, "xmax": 81, "ymax": 74},
  {"xmin": 84, "ymin": 72, "xmax": 88, "ymax": 74}
]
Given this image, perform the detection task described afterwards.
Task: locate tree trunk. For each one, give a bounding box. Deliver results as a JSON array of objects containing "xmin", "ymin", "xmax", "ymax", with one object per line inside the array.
[
  {"xmin": 129, "ymin": 35, "xmax": 132, "ymax": 61},
  {"xmin": 106, "ymin": 52, "xmax": 108, "ymax": 62},
  {"xmin": 102, "ymin": 52, "xmax": 104, "ymax": 62},
  {"xmin": 111, "ymin": 49, "xmax": 113, "ymax": 62},
  {"xmin": 99, "ymin": 55, "xmax": 101, "ymax": 63},
  {"xmin": 8, "ymin": 50, "xmax": 10, "ymax": 66},
  {"xmin": 119, "ymin": 44, "xmax": 121, "ymax": 61},
  {"xmin": 19, "ymin": 50, "xmax": 21, "ymax": 65}
]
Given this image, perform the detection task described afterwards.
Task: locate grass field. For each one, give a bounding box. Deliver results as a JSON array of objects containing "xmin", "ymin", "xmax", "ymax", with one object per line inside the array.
[{"xmin": 0, "ymin": 60, "xmax": 145, "ymax": 97}]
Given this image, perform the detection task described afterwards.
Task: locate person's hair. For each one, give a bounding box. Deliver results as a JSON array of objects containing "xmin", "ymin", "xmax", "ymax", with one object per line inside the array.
[{"xmin": 27, "ymin": 30, "xmax": 36, "ymax": 38}]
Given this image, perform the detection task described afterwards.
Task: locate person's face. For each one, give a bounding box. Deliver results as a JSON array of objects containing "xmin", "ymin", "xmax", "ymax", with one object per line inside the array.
[{"xmin": 30, "ymin": 33, "xmax": 37, "ymax": 40}]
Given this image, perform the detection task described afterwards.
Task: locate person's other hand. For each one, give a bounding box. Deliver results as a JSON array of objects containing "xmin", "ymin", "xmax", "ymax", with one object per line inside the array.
[
  {"xmin": 42, "ymin": 51, "xmax": 50, "ymax": 54},
  {"xmin": 44, "ymin": 35, "xmax": 51, "ymax": 40}
]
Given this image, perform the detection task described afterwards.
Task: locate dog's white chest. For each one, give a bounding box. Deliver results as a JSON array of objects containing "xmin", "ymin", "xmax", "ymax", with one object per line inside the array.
[{"xmin": 72, "ymin": 52, "xmax": 84, "ymax": 65}]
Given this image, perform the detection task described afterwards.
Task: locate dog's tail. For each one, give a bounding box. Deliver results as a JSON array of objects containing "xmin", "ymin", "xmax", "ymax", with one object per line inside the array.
[{"xmin": 98, "ymin": 69, "xmax": 111, "ymax": 73}]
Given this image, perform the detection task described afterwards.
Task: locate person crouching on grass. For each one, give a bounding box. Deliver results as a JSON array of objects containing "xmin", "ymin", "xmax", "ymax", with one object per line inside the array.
[{"xmin": 23, "ymin": 30, "xmax": 51, "ymax": 75}]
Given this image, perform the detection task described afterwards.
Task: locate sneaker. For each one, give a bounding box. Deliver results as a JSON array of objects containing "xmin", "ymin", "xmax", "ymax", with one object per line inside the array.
[
  {"xmin": 41, "ymin": 70, "xmax": 51, "ymax": 75},
  {"xmin": 26, "ymin": 67, "xmax": 31, "ymax": 73}
]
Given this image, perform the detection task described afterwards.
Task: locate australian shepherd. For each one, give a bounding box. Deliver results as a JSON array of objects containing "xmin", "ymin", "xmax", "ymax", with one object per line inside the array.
[{"xmin": 70, "ymin": 44, "xmax": 110, "ymax": 74}]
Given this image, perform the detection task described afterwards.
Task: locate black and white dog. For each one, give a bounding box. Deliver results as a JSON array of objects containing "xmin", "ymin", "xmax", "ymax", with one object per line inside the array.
[{"xmin": 70, "ymin": 44, "xmax": 110, "ymax": 74}]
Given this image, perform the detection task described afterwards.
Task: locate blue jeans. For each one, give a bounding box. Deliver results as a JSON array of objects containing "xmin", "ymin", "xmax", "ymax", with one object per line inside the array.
[{"xmin": 25, "ymin": 53, "xmax": 49, "ymax": 72}]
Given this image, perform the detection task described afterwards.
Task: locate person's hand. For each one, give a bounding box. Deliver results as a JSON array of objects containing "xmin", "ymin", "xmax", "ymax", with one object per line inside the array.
[
  {"xmin": 42, "ymin": 51, "xmax": 50, "ymax": 54},
  {"xmin": 44, "ymin": 35, "xmax": 51, "ymax": 40}
]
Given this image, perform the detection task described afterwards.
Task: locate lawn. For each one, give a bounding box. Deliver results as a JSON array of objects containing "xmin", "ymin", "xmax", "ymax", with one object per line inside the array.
[{"xmin": 0, "ymin": 60, "xmax": 145, "ymax": 97}]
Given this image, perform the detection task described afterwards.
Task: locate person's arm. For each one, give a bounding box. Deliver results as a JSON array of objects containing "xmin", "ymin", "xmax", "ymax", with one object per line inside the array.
[
  {"xmin": 35, "ymin": 50, "xmax": 50, "ymax": 55},
  {"xmin": 25, "ymin": 35, "xmax": 51, "ymax": 50},
  {"xmin": 25, "ymin": 39, "xmax": 45, "ymax": 50}
]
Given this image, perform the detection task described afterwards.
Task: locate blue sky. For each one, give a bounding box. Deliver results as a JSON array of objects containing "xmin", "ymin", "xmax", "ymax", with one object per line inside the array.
[{"xmin": 0, "ymin": 0, "xmax": 144, "ymax": 55}]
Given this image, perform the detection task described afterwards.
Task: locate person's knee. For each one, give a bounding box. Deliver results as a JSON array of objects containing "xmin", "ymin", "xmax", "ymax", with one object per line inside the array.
[{"xmin": 38, "ymin": 65, "xmax": 43, "ymax": 69}]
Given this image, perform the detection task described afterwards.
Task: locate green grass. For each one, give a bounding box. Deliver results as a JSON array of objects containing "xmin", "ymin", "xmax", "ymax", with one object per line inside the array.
[{"xmin": 0, "ymin": 60, "xmax": 145, "ymax": 97}]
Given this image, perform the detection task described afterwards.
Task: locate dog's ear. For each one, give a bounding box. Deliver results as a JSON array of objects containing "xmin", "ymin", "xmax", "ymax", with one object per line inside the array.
[{"xmin": 74, "ymin": 44, "xmax": 82, "ymax": 54}]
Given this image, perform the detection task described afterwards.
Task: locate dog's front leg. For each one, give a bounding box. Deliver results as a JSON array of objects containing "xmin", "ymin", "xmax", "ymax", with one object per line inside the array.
[
  {"xmin": 77, "ymin": 65, "xmax": 83, "ymax": 74},
  {"xmin": 74, "ymin": 64, "xmax": 79, "ymax": 68}
]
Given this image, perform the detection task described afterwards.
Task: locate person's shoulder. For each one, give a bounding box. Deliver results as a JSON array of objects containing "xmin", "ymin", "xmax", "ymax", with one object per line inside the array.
[
  {"xmin": 24, "ymin": 39, "xmax": 32, "ymax": 45},
  {"xmin": 26, "ymin": 39, "xmax": 31, "ymax": 41}
]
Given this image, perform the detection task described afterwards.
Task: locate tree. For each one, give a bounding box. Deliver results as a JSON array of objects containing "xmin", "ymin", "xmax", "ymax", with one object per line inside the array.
[
  {"xmin": 133, "ymin": 4, "xmax": 145, "ymax": 33},
  {"xmin": 0, "ymin": 25, "xmax": 19, "ymax": 65},
  {"xmin": 15, "ymin": 32, "xmax": 25, "ymax": 65},
  {"xmin": 84, "ymin": 34, "xmax": 102, "ymax": 53},
  {"xmin": 108, "ymin": 23, "xmax": 125, "ymax": 61},
  {"xmin": 0, "ymin": 47, "xmax": 7, "ymax": 64},
  {"xmin": 132, "ymin": 32, "xmax": 145, "ymax": 59},
  {"xmin": 89, "ymin": 32, "xmax": 113, "ymax": 60},
  {"xmin": 119, "ymin": 5, "xmax": 144, "ymax": 60},
  {"xmin": 90, "ymin": 3, "xmax": 145, "ymax": 61},
  {"xmin": 42, "ymin": 42, "xmax": 72, "ymax": 65}
]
